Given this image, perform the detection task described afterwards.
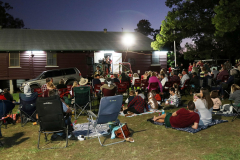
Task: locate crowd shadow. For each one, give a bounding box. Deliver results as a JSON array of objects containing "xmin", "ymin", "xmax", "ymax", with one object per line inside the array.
[{"xmin": 0, "ymin": 132, "xmax": 29, "ymax": 149}]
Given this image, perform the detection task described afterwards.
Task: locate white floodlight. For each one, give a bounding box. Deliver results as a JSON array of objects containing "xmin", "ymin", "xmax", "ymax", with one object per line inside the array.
[{"xmin": 122, "ymin": 34, "xmax": 134, "ymax": 47}]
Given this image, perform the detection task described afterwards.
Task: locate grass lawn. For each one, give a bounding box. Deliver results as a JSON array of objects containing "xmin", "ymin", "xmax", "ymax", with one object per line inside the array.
[{"xmin": 1, "ymin": 94, "xmax": 240, "ymax": 160}]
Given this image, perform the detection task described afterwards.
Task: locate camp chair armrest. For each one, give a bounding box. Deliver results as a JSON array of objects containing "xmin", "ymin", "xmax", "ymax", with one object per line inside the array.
[{"xmin": 87, "ymin": 110, "xmax": 97, "ymax": 118}]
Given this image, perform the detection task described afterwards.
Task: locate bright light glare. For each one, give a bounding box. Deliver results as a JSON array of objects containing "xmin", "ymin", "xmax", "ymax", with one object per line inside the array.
[{"xmin": 122, "ymin": 34, "xmax": 134, "ymax": 46}]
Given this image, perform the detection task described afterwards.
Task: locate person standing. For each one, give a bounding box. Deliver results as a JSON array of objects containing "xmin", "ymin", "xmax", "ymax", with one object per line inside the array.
[{"xmin": 188, "ymin": 63, "xmax": 193, "ymax": 74}]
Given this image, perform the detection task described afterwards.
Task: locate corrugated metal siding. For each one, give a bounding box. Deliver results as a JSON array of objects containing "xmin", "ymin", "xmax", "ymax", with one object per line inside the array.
[
  {"xmin": 159, "ymin": 54, "xmax": 167, "ymax": 69},
  {"xmin": 0, "ymin": 53, "xmax": 8, "ymax": 79}
]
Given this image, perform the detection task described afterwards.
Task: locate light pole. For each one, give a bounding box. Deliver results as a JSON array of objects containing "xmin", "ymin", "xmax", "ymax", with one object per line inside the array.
[{"xmin": 173, "ymin": 30, "xmax": 176, "ymax": 67}]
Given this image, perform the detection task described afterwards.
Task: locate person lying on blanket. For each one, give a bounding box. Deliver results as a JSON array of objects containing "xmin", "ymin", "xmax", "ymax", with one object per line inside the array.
[{"xmin": 153, "ymin": 101, "xmax": 200, "ymax": 129}]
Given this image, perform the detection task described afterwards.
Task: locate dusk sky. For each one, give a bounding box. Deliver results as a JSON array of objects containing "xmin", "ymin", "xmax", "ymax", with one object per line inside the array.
[{"xmin": 6, "ymin": 0, "xmax": 190, "ymax": 46}]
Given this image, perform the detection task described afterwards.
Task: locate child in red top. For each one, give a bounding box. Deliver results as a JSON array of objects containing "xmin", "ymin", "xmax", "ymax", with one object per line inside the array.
[
  {"xmin": 188, "ymin": 63, "xmax": 193, "ymax": 74},
  {"xmin": 0, "ymin": 89, "xmax": 7, "ymax": 100}
]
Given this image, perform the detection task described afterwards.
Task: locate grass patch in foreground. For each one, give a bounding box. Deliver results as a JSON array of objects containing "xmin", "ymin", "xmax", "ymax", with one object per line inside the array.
[{"xmin": 0, "ymin": 95, "xmax": 240, "ymax": 160}]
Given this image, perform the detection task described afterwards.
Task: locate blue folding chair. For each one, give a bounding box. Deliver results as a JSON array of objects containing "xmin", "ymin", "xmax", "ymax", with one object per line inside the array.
[
  {"xmin": 19, "ymin": 93, "xmax": 38, "ymax": 127},
  {"xmin": 0, "ymin": 100, "xmax": 15, "ymax": 133},
  {"xmin": 87, "ymin": 95, "xmax": 126, "ymax": 146}
]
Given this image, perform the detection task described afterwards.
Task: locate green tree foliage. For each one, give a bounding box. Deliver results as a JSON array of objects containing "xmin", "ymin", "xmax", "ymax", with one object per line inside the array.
[
  {"xmin": 135, "ymin": 19, "xmax": 154, "ymax": 36},
  {"xmin": 151, "ymin": 0, "xmax": 240, "ymax": 60},
  {"xmin": 0, "ymin": 1, "xmax": 24, "ymax": 28},
  {"xmin": 213, "ymin": 0, "xmax": 240, "ymax": 36},
  {"xmin": 167, "ymin": 51, "xmax": 175, "ymax": 66}
]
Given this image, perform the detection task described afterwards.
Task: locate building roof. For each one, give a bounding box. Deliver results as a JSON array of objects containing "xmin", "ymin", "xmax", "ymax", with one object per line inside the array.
[{"xmin": 0, "ymin": 29, "xmax": 154, "ymax": 51}]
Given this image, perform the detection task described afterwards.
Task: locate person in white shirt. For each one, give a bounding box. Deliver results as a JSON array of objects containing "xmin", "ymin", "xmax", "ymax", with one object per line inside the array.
[
  {"xmin": 194, "ymin": 88, "xmax": 213, "ymax": 126},
  {"xmin": 180, "ymin": 70, "xmax": 190, "ymax": 87},
  {"xmin": 160, "ymin": 73, "xmax": 168, "ymax": 87},
  {"xmin": 211, "ymin": 68, "xmax": 219, "ymax": 79},
  {"xmin": 99, "ymin": 75, "xmax": 105, "ymax": 83}
]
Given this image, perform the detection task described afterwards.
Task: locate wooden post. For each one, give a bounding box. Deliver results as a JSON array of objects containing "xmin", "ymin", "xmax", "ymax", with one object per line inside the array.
[{"xmin": 9, "ymin": 80, "xmax": 13, "ymax": 94}]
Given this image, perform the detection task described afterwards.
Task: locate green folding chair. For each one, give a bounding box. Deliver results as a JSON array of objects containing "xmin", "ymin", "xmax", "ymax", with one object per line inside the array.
[
  {"xmin": 73, "ymin": 86, "xmax": 91, "ymax": 119},
  {"xmin": 230, "ymin": 100, "xmax": 240, "ymax": 122}
]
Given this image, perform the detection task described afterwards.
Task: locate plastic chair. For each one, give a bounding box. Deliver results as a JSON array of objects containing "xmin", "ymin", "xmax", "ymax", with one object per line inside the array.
[
  {"xmin": 19, "ymin": 93, "xmax": 38, "ymax": 127},
  {"xmin": 122, "ymin": 81, "xmax": 130, "ymax": 89},
  {"xmin": 36, "ymin": 95, "xmax": 68, "ymax": 149},
  {"xmin": 34, "ymin": 88, "xmax": 43, "ymax": 97},
  {"xmin": 148, "ymin": 82, "xmax": 159, "ymax": 92},
  {"xmin": 87, "ymin": 95, "xmax": 126, "ymax": 146},
  {"xmin": 230, "ymin": 100, "xmax": 240, "ymax": 122},
  {"xmin": 73, "ymin": 86, "xmax": 91, "ymax": 119},
  {"xmin": 102, "ymin": 87, "xmax": 117, "ymax": 97}
]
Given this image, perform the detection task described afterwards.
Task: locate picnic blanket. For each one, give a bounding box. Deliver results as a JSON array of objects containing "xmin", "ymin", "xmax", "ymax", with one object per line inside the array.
[
  {"xmin": 152, "ymin": 119, "xmax": 228, "ymax": 133},
  {"xmin": 72, "ymin": 122, "xmax": 109, "ymax": 138},
  {"xmin": 212, "ymin": 112, "xmax": 238, "ymax": 117},
  {"xmin": 119, "ymin": 109, "xmax": 162, "ymax": 117}
]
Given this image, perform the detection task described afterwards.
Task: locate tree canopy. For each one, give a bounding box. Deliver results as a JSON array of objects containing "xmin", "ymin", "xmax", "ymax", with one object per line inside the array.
[
  {"xmin": 152, "ymin": 0, "xmax": 240, "ymax": 61},
  {"xmin": 0, "ymin": 1, "xmax": 24, "ymax": 28}
]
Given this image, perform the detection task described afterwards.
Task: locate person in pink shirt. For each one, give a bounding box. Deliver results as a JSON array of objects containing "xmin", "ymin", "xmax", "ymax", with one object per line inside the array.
[
  {"xmin": 148, "ymin": 72, "xmax": 163, "ymax": 92},
  {"xmin": 188, "ymin": 63, "xmax": 193, "ymax": 74}
]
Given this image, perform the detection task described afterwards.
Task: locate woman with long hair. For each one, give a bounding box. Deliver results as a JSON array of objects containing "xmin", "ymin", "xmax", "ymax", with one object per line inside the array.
[
  {"xmin": 230, "ymin": 84, "xmax": 240, "ymax": 104},
  {"xmin": 194, "ymin": 88, "xmax": 213, "ymax": 125}
]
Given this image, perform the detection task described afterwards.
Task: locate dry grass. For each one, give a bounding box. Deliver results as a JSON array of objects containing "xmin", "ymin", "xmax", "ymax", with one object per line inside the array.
[{"xmin": 1, "ymin": 94, "xmax": 240, "ymax": 160}]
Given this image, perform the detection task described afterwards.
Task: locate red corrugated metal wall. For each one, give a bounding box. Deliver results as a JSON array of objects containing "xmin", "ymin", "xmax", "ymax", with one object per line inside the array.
[{"xmin": 0, "ymin": 53, "xmax": 8, "ymax": 79}]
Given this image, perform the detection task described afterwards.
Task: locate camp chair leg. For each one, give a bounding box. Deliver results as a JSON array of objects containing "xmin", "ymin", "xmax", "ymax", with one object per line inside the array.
[
  {"xmin": 76, "ymin": 102, "xmax": 90, "ymax": 119},
  {"xmin": 37, "ymin": 130, "xmax": 41, "ymax": 149},
  {"xmin": 65, "ymin": 126, "xmax": 68, "ymax": 148},
  {"xmin": 95, "ymin": 123, "xmax": 126, "ymax": 147},
  {"xmin": 232, "ymin": 106, "xmax": 240, "ymax": 122}
]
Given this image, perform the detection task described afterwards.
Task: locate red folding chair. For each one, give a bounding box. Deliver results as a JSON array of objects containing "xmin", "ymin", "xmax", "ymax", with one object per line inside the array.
[
  {"xmin": 34, "ymin": 88, "xmax": 42, "ymax": 97},
  {"xmin": 94, "ymin": 84, "xmax": 102, "ymax": 94},
  {"xmin": 67, "ymin": 85, "xmax": 72, "ymax": 91},
  {"xmin": 141, "ymin": 79, "xmax": 148, "ymax": 84},
  {"xmin": 222, "ymin": 75, "xmax": 229, "ymax": 82},
  {"xmin": 134, "ymin": 79, "xmax": 141, "ymax": 88},
  {"xmin": 148, "ymin": 82, "xmax": 159, "ymax": 92},
  {"xmin": 117, "ymin": 83, "xmax": 127, "ymax": 94},
  {"xmin": 114, "ymin": 82, "xmax": 120, "ymax": 86},
  {"xmin": 181, "ymin": 79, "xmax": 190, "ymax": 96},
  {"xmin": 141, "ymin": 83, "xmax": 148, "ymax": 90},
  {"xmin": 102, "ymin": 88, "xmax": 117, "ymax": 96},
  {"xmin": 122, "ymin": 81, "xmax": 130, "ymax": 89},
  {"xmin": 58, "ymin": 88, "xmax": 69, "ymax": 98},
  {"xmin": 163, "ymin": 81, "xmax": 172, "ymax": 92}
]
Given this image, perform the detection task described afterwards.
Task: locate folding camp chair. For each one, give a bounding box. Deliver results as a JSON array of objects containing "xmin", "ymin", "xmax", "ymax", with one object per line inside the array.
[
  {"xmin": 163, "ymin": 81, "xmax": 172, "ymax": 93},
  {"xmin": 87, "ymin": 95, "xmax": 126, "ymax": 146},
  {"xmin": 148, "ymin": 82, "xmax": 159, "ymax": 92},
  {"xmin": 58, "ymin": 88, "xmax": 69, "ymax": 99},
  {"xmin": 19, "ymin": 93, "xmax": 38, "ymax": 127},
  {"xmin": 134, "ymin": 79, "xmax": 141, "ymax": 89},
  {"xmin": 73, "ymin": 86, "xmax": 91, "ymax": 119},
  {"xmin": 36, "ymin": 95, "xmax": 68, "ymax": 149},
  {"xmin": 0, "ymin": 100, "xmax": 15, "ymax": 129},
  {"xmin": 230, "ymin": 100, "xmax": 240, "ymax": 122},
  {"xmin": 117, "ymin": 83, "xmax": 127, "ymax": 95}
]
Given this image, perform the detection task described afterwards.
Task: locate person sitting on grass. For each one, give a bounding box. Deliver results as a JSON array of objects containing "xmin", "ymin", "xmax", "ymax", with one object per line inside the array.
[
  {"xmin": 210, "ymin": 90, "xmax": 222, "ymax": 112},
  {"xmin": 173, "ymin": 83, "xmax": 181, "ymax": 102},
  {"xmin": 124, "ymin": 90, "xmax": 148, "ymax": 115},
  {"xmin": 100, "ymin": 78, "xmax": 116, "ymax": 92},
  {"xmin": 125, "ymin": 90, "xmax": 135, "ymax": 105},
  {"xmin": 153, "ymin": 101, "xmax": 200, "ymax": 129},
  {"xmin": 165, "ymin": 87, "xmax": 179, "ymax": 108}
]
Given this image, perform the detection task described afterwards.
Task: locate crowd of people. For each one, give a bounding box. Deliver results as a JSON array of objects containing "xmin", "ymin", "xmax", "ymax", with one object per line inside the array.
[{"xmin": 1, "ymin": 59, "xmax": 240, "ymax": 145}]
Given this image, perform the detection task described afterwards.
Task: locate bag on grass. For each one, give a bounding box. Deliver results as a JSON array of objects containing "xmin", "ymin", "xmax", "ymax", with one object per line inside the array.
[{"xmin": 115, "ymin": 124, "xmax": 131, "ymax": 139}]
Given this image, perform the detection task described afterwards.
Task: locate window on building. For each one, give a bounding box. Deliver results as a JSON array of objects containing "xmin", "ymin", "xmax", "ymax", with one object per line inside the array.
[
  {"xmin": 47, "ymin": 52, "xmax": 57, "ymax": 66},
  {"xmin": 152, "ymin": 51, "xmax": 160, "ymax": 65},
  {"xmin": 9, "ymin": 53, "xmax": 20, "ymax": 67}
]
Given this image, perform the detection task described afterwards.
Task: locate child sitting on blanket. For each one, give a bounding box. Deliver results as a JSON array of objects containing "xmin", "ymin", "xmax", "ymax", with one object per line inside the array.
[
  {"xmin": 210, "ymin": 90, "xmax": 222, "ymax": 112},
  {"xmin": 125, "ymin": 90, "xmax": 135, "ymax": 105},
  {"xmin": 152, "ymin": 101, "xmax": 200, "ymax": 129},
  {"xmin": 165, "ymin": 88, "xmax": 179, "ymax": 108},
  {"xmin": 148, "ymin": 90, "xmax": 158, "ymax": 109}
]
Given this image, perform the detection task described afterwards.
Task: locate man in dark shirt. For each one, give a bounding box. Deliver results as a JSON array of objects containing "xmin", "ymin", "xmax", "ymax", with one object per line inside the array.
[
  {"xmin": 56, "ymin": 79, "xmax": 67, "ymax": 89},
  {"xmin": 170, "ymin": 70, "xmax": 180, "ymax": 83},
  {"xmin": 153, "ymin": 101, "xmax": 199, "ymax": 129},
  {"xmin": 190, "ymin": 72, "xmax": 200, "ymax": 93},
  {"xmin": 92, "ymin": 74, "xmax": 101, "ymax": 88},
  {"xmin": 113, "ymin": 74, "xmax": 120, "ymax": 83},
  {"xmin": 3, "ymin": 88, "xmax": 13, "ymax": 102}
]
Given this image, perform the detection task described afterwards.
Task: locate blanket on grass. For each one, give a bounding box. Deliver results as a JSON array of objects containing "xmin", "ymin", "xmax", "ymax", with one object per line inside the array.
[
  {"xmin": 119, "ymin": 110, "xmax": 162, "ymax": 117},
  {"xmin": 152, "ymin": 119, "xmax": 228, "ymax": 133},
  {"xmin": 73, "ymin": 122, "xmax": 109, "ymax": 138}
]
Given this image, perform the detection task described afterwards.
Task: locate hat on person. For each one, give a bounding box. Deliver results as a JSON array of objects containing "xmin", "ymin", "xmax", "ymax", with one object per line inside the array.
[
  {"xmin": 0, "ymin": 89, "xmax": 3, "ymax": 93},
  {"xmin": 79, "ymin": 78, "xmax": 88, "ymax": 85},
  {"xmin": 105, "ymin": 78, "xmax": 112, "ymax": 87},
  {"xmin": 133, "ymin": 73, "xmax": 139, "ymax": 77}
]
